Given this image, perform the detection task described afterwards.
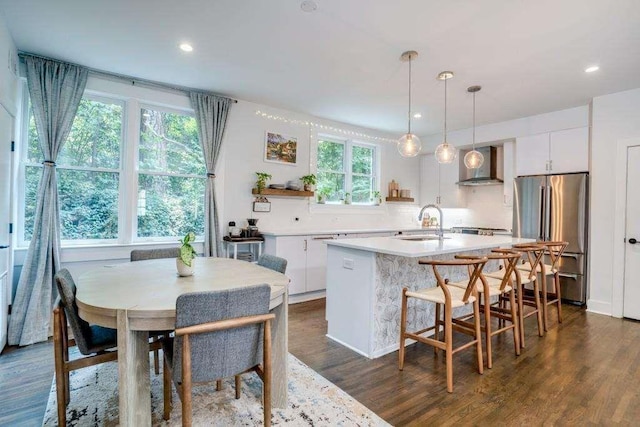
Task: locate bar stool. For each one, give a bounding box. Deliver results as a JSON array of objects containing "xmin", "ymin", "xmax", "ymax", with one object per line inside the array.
[
  {"xmin": 451, "ymin": 252, "xmax": 521, "ymax": 369},
  {"xmin": 515, "ymin": 241, "xmax": 568, "ymax": 331},
  {"xmin": 399, "ymin": 258, "xmax": 487, "ymax": 393},
  {"xmin": 487, "ymin": 245, "xmax": 545, "ymax": 348}
]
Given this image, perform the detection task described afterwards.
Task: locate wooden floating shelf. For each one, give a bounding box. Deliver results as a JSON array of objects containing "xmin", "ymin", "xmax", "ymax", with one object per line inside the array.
[
  {"xmin": 252, "ymin": 188, "xmax": 314, "ymax": 197},
  {"xmin": 385, "ymin": 196, "xmax": 415, "ymax": 202}
]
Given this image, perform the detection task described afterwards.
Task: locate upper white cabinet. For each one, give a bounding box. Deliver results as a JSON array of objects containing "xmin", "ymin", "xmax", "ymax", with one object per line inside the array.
[
  {"xmin": 503, "ymin": 141, "xmax": 515, "ymax": 207},
  {"xmin": 420, "ymin": 154, "xmax": 467, "ymax": 208},
  {"xmin": 516, "ymin": 127, "xmax": 589, "ymax": 176}
]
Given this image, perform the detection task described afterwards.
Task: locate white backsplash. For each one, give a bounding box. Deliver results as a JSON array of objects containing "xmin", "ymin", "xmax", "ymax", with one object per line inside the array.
[{"xmin": 441, "ymin": 185, "xmax": 513, "ymax": 231}]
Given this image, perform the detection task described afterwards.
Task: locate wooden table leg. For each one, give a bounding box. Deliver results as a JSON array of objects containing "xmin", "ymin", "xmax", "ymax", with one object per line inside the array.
[
  {"xmin": 117, "ymin": 310, "xmax": 151, "ymax": 426},
  {"xmin": 270, "ymin": 292, "xmax": 288, "ymax": 408}
]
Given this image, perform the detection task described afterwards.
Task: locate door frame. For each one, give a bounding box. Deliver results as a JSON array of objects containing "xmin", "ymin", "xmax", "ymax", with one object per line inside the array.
[{"xmin": 612, "ymin": 137, "xmax": 640, "ymax": 318}]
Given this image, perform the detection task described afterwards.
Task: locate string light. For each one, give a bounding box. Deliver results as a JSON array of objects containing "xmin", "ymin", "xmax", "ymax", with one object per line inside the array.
[{"xmin": 254, "ymin": 110, "xmax": 397, "ymax": 143}]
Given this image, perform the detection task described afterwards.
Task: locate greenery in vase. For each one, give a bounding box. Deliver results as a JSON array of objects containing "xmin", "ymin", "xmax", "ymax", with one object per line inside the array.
[
  {"xmin": 300, "ymin": 174, "xmax": 317, "ymax": 186},
  {"xmin": 255, "ymin": 172, "xmax": 272, "ymax": 194},
  {"xmin": 179, "ymin": 232, "xmax": 197, "ymax": 267}
]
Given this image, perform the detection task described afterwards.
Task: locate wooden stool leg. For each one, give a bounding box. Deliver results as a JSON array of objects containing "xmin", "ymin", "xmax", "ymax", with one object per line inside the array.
[
  {"xmin": 216, "ymin": 379, "xmax": 223, "ymax": 391},
  {"xmin": 153, "ymin": 336, "xmax": 160, "ymax": 375},
  {"xmin": 532, "ymin": 280, "xmax": 544, "ymax": 337},
  {"xmin": 483, "ymin": 291, "xmax": 492, "ymax": 369},
  {"xmin": 540, "ymin": 272, "xmax": 549, "ymax": 331},
  {"xmin": 473, "ymin": 297, "xmax": 484, "ymax": 375},
  {"xmin": 399, "ymin": 288, "xmax": 408, "ymax": 370},
  {"xmin": 518, "ymin": 281, "xmax": 525, "ymax": 348},
  {"xmin": 555, "ymin": 272, "xmax": 563, "ymax": 323},
  {"xmin": 163, "ymin": 357, "xmax": 172, "ymax": 420},
  {"xmin": 509, "ymin": 289, "xmax": 521, "ymax": 355},
  {"xmin": 434, "ymin": 302, "xmax": 441, "ymax": 355},
  {"xmin": 444, "ymin": 301, "xmax": 454, "ymax": 393}
]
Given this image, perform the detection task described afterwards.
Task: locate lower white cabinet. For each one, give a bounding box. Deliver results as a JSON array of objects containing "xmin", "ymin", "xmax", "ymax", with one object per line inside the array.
[{"xmin": 264, "ymin": 234, "xmax": 337, "ymax": 295}]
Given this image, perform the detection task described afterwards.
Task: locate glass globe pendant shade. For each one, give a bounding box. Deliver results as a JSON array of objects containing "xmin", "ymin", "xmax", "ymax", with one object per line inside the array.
[
  {"xmin": 434, "ymin": 142, "xmax": 457, "ymax": 164},
  {"xmin": 397, "ymin": 133, "xmax": 422, "ymax": 157},
  {"xmin": 463, "ymin": 149, "xmax": 484, "ymax": 169}
]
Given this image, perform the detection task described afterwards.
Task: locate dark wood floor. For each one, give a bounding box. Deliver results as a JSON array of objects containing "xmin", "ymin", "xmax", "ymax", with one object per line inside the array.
[{"xmin": 2, "ymin": 300, "xmax": 640, "ymax": 425}]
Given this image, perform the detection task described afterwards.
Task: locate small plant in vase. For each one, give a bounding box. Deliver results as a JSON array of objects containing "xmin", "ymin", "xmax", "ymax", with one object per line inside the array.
[
  {"xmin": 300, "ymin": 174, "xmax": 317, "ymax": 192},
  {"xmin": 372, "ymin": 191, "xmax": 382, "ymax": 205},
  {"xmin": 177, "ymin": 232, "xmax": 197, "ymax": 277},
  {"xmin": 317, "ymin": 188, "xmax": 331, "ymax": 204},
  {"xmin": 255, "ymin": 172, "xmax": 272, "ymax": 194},
  {"xmin": 344, "ymin": 192, "xmax": 351, "ymax": 205}
]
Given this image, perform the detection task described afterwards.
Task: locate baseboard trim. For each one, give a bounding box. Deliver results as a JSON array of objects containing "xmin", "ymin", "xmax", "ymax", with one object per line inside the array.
[
  {"xmin": 586, "ymin": 299, "xmax": 612, "ymax": 317},
  {"xmin": 288, "ymin": 290, "xmax": 326, "ymax": 305},
  {"xmin": 325, "ymin": 334, "xmax": 372, "ymax": 359}
]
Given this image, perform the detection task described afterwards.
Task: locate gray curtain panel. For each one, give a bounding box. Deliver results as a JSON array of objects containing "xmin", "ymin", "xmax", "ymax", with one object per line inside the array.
[
  {"xmin": 189, "ymin": 92, "xmax": 231, "ymax": 257},
  {"xmin": 8, "ymin": 56, "xmax": 87, "ymax": 346}
]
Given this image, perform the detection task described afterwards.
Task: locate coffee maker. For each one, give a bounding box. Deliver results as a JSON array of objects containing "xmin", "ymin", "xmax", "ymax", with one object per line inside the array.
[{"xmin": 246, "ymin": 218, "xmax": 260, "ymax": 237}]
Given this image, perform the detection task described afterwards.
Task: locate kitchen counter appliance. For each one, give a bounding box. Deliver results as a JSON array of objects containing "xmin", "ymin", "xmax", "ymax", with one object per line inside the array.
[{"xmin": 512, "ymin": 172, "xmax": 589, "ymax": 305}]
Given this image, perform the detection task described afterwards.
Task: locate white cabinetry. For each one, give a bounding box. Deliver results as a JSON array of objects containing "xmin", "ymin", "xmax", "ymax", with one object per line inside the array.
[
  {"xmin": 503, "ymin": 141, "xmax": 515, "ymax": 207},
  {"xmin": 516, "ymin": 127, "xmax": 588, "ymax": 176},
  {"xmin": 264, "ymin": 234, "xmax": 337, "ymax": 296},
  {"xmin": 420, "ymin": 154, "xmax": 467, "ymax": 208}
]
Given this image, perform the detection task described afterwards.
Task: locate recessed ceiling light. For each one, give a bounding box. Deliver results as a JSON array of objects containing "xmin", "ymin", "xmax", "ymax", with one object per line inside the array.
[
  {"xmin": 179, "ymin": 43, "xmax": 193, "ymax": 52},
  {"xmin": 585, "ymin": 65, "xmax": 599, "ymax": 73},
  {"xmin": 300, "ymin": 0, "xmax": 317, "ymax": 12},
  {"xmin": 413, "ymin": 113, "xmax": 422, "ymax": 119}
]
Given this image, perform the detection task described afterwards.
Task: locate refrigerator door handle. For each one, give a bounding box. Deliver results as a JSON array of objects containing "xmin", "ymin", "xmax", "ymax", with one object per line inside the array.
[
  {"xmin": 546, "ymin": 185, "xmax": 552, "ymax": 241},
  {"xmin": 538, "ymin": 185, "xmax": 545, "ymax": 240}
]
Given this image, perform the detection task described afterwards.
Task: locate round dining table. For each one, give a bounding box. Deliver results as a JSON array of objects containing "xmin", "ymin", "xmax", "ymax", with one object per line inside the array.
[{"xmin": 75, "ymin": 257, "xmax": 290, "ymax": 426}]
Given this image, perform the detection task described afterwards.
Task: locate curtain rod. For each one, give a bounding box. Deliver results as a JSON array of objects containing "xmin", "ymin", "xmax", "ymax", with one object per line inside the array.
[{"xmin": 18, "ymin": 51, "xmax": 238, "ymax": 103}]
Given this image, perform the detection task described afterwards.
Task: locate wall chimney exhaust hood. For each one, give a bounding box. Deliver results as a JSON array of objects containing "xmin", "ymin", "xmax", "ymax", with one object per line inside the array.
[{"xmin": 457, "ymin": 146, "xmax": 504, "ymax": 186}]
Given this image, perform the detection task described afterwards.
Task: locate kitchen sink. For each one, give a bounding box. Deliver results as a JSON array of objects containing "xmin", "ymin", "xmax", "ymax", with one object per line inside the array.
[{"xmin": 396, "ymin": 235, "xmax": 450, "ymax": 241}]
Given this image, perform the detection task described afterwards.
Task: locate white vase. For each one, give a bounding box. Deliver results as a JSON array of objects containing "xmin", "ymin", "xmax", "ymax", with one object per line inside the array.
[{"xmin": 176, "ymin": 258, "xmax": 194, "ymax": 277}]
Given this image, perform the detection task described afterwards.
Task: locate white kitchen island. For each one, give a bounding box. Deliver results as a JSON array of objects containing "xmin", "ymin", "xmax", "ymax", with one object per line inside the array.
[{"xmin": 325, "ymin": 234, "xmax": 533, "ymax": 359}]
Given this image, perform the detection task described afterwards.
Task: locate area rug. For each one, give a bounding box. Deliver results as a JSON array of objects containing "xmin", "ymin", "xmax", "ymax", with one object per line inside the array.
[{"xmin": 42, "ymin": 353, "xmax": 389, "ymax": 426}]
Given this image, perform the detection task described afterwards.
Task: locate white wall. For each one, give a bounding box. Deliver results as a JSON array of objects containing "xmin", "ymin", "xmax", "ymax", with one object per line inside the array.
[
  {"xmin": 0, "ymin": 14, "xmax": 18, "ymax": 115},
  {"xmin": 589, "ymin": 88, "xmax": 640, "ymax": 316},
  {"xmin": 221, "ymin": 100, "xmax": 421, "ymax": 232}
]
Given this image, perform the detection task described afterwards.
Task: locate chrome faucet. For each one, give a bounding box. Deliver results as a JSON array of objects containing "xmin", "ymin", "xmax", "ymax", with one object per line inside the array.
[{"xmin": 418, "ymin": 204, "xmax": 444, "ymax": 239}]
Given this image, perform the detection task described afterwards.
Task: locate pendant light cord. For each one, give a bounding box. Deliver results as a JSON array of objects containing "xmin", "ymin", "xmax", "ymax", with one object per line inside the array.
[
  {"xmin": 407, "ymin": 56, "xmax": 412, "ymax": 134},
  {"xmin": 472, "ymin": 91, "xmax": 476, "ymax": 150},
  {"xmin": 443, "ymin": 77, "xmax": 447, "ymax": 143}
]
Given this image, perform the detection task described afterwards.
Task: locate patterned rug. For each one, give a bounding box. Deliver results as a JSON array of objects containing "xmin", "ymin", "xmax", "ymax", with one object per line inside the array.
[{"xmin": 42, "ymin": 353, "xmax": 389, "ymax": 426}]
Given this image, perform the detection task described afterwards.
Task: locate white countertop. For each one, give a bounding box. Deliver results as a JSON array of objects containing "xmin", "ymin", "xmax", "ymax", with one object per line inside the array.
[
  {"xmin": 260, "ymin": 227, "xmax": 441, "ymax": 237},
  {"xmin": 325, "ymin": 233, "xmax": 534, "ymax": 258}
]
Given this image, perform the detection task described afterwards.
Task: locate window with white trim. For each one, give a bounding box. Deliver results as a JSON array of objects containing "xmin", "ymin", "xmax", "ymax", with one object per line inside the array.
[
  {"xmin": 316, "ymin": 137, "xmax": 378, "ymax": 204},
  {"xmin": 19, "ymin": 85, "xmax": 206, "ymax": 246}
]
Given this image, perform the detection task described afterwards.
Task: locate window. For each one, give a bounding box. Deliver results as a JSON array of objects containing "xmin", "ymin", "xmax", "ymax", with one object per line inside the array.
[
  {"xmin": 137, "ymin": 108, "xmax": 205, "ymax": 238},
  {"xmin": 20, "ymin": 84, "xmax": 206, "ymax": 246},
  {"xmin": 317, "ymin": 138, "xmax": 377, "ymax": 204},
  {"xmin": 24, "ymin": 96, "xmax": 123, "ymax": 242}
]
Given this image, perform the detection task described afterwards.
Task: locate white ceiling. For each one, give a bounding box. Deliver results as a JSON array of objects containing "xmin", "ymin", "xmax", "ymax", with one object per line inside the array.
[{"xmin": 1, "ymin": 0, "xmax": 639, "ymax": 136}]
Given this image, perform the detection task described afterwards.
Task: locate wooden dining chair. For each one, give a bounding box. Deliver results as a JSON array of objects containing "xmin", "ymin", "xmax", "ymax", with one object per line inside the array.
[
  {"xmin": 257, "ymin": 254, "xmax": 288, "ymax": 274},
  {"xmin": 130, "ymin": 248, "xmax": 180, "ymax": 374},
  {"xmin": 162, "ymin": 285, "xmax": 275, "ymax": 426},
  {"xmin": 399, "ymin": 258, "xmax": 487, "ymax": 393},
  {"xmin": 452, "ymin": 252, "xmax": 521, "ymax": 368}
]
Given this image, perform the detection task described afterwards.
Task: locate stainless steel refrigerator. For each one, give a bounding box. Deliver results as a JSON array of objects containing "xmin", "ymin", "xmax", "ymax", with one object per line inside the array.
[{"xmin": 512, "ymin": 173, "xmax": 588, "ymax": 304}]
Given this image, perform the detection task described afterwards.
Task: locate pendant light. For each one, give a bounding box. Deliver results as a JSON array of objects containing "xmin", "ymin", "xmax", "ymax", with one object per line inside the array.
[
  {"xmin": 464, "ymin": 85, "xmax": 484, "ymax": 169},
  {"xmin": 397, "ymin": 51, "xmax": 421, "ymax": 157},
  {"xmin": 434, "ymin": 71, "xmax": 457, "ymax": 164}
]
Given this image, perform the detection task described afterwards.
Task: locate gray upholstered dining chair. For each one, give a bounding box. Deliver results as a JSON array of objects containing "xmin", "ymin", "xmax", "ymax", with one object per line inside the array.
[
  {"xmin": 53, "ymin": 269, "xmax": 161, "ymax": 426},
  {"xmin": 257, "ymin": 254, "xmax": 288, "ymax": 274},
  {"xmin": 162, "ymin": 285, "xmax": 275, "ymax": 427},
  {"xmin": 130, "ymin": 247, "xmax": 180, "ymax": 262},
  {"xmin": 130, "ymin": 247, "xmax": 180, "ymax": 373}
]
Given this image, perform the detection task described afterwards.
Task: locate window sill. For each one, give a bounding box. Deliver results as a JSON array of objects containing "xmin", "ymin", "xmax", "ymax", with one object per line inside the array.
[{"xmin": 13, "ymin": 241, "xmax": 205, "ymax": 265}]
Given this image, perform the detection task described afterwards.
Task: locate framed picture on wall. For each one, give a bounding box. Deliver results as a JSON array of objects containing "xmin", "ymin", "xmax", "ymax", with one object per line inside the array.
[{"xmin": 264, "ymin": 131, "xmax": 297, "ymax": 165}]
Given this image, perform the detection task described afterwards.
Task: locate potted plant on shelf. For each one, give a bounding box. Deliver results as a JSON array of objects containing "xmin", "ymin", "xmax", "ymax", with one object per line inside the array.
[
  {"xmin": 177, "ymin": 231, "xmax": 197, "ymax": 277},
  {"xmin": 255, "ymin": 172, "xmax": 272, "ymax": 194},
  {"xmin": 317, "ymin": 188, "xmax": 331, "ymax": 204},
  {"xmin": 344, "ymin": 192, "xmax": 351, "ymax": 205},
  {"xmin": 300, "ymin": 174, "xmax": 317, "ymax": 192},
  {"xmin": 372, "ymin": 191, "xmax": 382, "ymax": 205}
]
